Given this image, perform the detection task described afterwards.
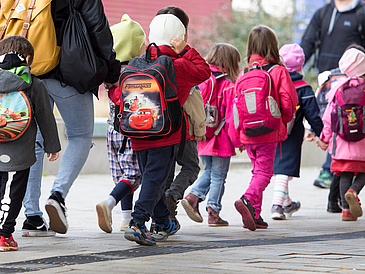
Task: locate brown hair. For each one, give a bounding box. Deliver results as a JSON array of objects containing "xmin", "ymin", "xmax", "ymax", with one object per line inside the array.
[
  {"xmin": 246, "ymin": 25, "xmax": 283, "ymax": 67},
  {"xmin": 156, "ymin": 6, "xmax": 189, "ymax": 28},
  {"xmin": 0, "ymin": 36, "xmax": 34, "ymax": 65},
  {"xmin": 206, "ymin": 43, "xmax": 241, "ymax": 82}
]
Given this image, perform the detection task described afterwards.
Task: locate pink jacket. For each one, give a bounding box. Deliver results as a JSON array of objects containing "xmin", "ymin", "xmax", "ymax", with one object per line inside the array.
[
  {"xmin": 197, "ymin": 65, "xmax": 236, "ymax": 157},
  {"xmin": 232, "ymin": 55, "xmax": 298, "ymax": 145},
  {"xmin": 320, "ymin": 78, "xmax": 365, "ymax": 161}
]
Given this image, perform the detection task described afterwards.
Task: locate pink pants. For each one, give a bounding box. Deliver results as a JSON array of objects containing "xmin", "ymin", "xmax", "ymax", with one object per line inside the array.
[{"xmin": 243, "ymin": 142, "xmax": 278, "ymax": 217}]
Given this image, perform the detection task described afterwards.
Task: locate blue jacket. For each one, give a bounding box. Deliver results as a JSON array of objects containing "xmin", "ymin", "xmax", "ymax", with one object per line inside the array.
[{"xmin": 273, "ymin": 72, "xmax": 323, "ymax": 177}]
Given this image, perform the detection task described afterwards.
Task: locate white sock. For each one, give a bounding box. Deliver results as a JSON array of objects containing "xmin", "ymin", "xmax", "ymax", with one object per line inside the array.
[
  {"xmin": 105, "ymin": 195, "xmax": 117, "ymax": 211},
  {"xmin": 272, "ymin": 174, "xmax": 289, "ymax": 206},
  {"xmin": 121, "ymin": 210, "xmax": 132, "ymax": 222}
]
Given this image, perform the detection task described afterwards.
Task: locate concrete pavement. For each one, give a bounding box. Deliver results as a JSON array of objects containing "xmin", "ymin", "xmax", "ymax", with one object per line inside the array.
[{"xmin": 1, "ymin": 166, "xmax": 365, "ymax": 273}]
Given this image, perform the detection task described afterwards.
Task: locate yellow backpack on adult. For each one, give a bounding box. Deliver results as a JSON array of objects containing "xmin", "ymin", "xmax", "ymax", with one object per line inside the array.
[{"xmin": 0, "ymin": 0, "xmax": 60, "ymax": 76}]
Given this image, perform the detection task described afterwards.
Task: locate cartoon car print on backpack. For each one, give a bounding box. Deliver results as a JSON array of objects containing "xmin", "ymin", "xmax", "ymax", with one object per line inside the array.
[{"xmin": 129, "ymin": 108, "xmax": 157, "ymax": 130}]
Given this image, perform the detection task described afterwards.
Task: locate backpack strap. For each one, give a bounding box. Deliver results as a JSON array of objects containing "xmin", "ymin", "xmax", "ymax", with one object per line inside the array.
[
  {"xmin": 313, "ymin": 3, "xmax": 332, "ymax": 68},
  {"xmin": 0, "ymin": 0, "xmax": 21, "ymax": 39},
  {"xmin": 22, "ymin": 0, "xmax": 36, "ymax": 38},
  {"xmin": 356, "ymin": 4, "xmax": 365, "ymax": 46}
]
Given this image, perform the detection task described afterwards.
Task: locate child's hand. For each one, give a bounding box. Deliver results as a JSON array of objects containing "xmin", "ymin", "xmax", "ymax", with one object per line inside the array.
[
  {"xmin": 194, "ymin": 135, "xmax": 206, "ymax": 142},
  {"xmin": 170, "ymin": 37, "xmax": 187, "ymax": 55},
  {"xmin": 239, "ymin": 145, "xmax": 245, "ymax": 152},
  {"xmin": 305, "ymin": 133, "xmax": 316, "ymax": 142},
  {"xmin": 316, "ymin": 139, "xmax": 329, "ymax": 151},
  {"xmin": 47, "ymin": 152, "xmax": 59, "ymax": 162}
]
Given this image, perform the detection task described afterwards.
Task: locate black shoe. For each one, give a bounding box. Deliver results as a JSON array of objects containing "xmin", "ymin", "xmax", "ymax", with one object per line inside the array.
[
  {"xmin": 45, "ymin": 191, "xmax": 68, "ymax": 234},
  {"xmin": 22, "ymin": 216, "xmax": 55, "ymax": 237},
  {"xmin": 327, "ymin": 200, "xmax": 342, "ymax": 213}
]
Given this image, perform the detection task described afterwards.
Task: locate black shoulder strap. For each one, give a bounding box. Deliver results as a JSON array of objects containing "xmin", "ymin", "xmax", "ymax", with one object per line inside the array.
[
  {"xmin": 356, "ymin": 4, "xmax": 365, "ymax": 45},
  {"xmin": 314, "ymin": 3, "xmax": 332, "ymax": 68}
]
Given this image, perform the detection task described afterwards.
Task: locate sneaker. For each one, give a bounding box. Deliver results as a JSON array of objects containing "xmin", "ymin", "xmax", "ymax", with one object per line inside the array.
[
  {"xmin": 45, "ymin": 191, "xmax": 68, "ymax": 234},
  {"xmin": 313, "ymin": 170, "xmax": 332, "ymax": 189},
  {"xmin": 0, "ymin": 234, "xmax": 18, "ymax": 251},
  {"xmin": 22, "ymin": 216, "xmax": 56, "ymax": 237},
  {"xmin": 96, "ymin": 201, "xmax": 112, "ymax": 233},
  {"xmin": 271, "ymin": 204, "xmax": 285, "ymax": 220},
  {"xmin": 234, "ymin": 196, "xmax": 257, "ymax": 231},
  {"xmin": 345, "ymin": 189, "xmax": 363, "ymax": 217},
  {"xmin": 124, "ymin": 220, "xmax": 156, "ymax": 246},
  {"xmin": 153, "ymin": 219, "xmax": 180, "ymax": 242},
  {"xmin": 120, "ymin": 220, "xmax": 130, "ymax": 232},
  {"xmin": 342, "ymin": 209, "xmax": 358, "ymax": 221},
  {"xmin": 283, "ymin": 201, "xmax": 301, "ymax": 217},
  {"xmin": 244, "ymin": 215, "xmax": 268, "ymax": 229},
  {"xmin": 255, "ymin": 215, "xmax": 268, "ymax": 229}
]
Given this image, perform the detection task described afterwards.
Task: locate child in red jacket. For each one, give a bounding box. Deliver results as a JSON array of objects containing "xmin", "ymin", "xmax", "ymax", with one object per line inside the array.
[
  {"xmin": 109, "ymin": 6, "xmax": 210, "ymax": 245},
  {"xmin": 232, "ymin": 25, "xmax": 298, "ymax": 231}
]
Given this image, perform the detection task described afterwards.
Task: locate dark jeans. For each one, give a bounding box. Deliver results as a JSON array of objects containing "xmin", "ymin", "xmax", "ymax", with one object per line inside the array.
[
  {"xmin": 322, "ymin": 152, "xmax": 332, "ymax": 173},
  {"xmin": 165, "ymin": 139, "xmax": 200, "ymax": 201},
  {"xmin": 133, "ymin": 145, "xmax": 175, "ymax": 226},
  {"xmin": 0, "ymin": 169, "xmax": 30, "ymax": 238},
  {"xmin": 339, "ymin": 172, "xmax": 365, "ymax": 209}
]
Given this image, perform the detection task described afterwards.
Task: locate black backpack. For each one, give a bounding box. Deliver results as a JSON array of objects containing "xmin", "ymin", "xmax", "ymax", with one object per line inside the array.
[{"xmin": 114, "ymin": 43, "xmax": 185, "ymax": 154}]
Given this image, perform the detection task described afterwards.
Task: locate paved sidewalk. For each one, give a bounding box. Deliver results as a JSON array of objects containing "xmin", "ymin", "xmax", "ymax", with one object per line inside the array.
[{"xmin": 1, "ymin": 166, "xmax": 365, "ymax": 273}]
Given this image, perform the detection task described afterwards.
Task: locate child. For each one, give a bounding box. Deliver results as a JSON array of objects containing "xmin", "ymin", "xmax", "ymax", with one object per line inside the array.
[
  {"xmin": 271, "ymin": 43, "xmax": 323, "ymax": 220},
  {"xmin": 109, "ymin": 7, "xmax": 210, "ymax": 245},
  {"xmin": 163, "ymin": 85, "xmax": 206, "ymax": 223},
  {"xmin": 317, "ymin": 48, "xmax": 365, "ymax": 222},
  {"xmin": 182, "ymin": 43, "xmax": 241, "ymax": 226},
  {"xmin": 96, "ymin": 14, "xmax": 145, "ymax": 233},
  {"xmin": 232, "ymin": 25, "xmax": 298, "ymax": 231},
  {"xmin": 0, "ymin": 36, "xmax": 61, "ymax": 251}
]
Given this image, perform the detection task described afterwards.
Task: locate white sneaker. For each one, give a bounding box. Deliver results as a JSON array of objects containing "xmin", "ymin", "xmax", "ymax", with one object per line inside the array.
[
  {"xmin": 120, "ymin": 220, "xmax": 130, "ymax": 231},
  {"xmin": 96, "ymin": 201, "xmax": 112, "ymax": 233}
]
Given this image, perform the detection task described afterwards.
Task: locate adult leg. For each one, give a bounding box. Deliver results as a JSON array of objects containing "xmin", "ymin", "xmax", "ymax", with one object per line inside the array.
[{"xmin": 45, "ymin": 79, "xmax": 94, "ymax": 198}]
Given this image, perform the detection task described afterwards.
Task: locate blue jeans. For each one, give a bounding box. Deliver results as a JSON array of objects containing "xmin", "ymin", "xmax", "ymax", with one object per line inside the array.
[
  {"xmin": 189, "ymin": 155, "xmax": 231, "ymax": 213},
  {"xmin": 322, "ymin": 151, "xmax": 332, "ymax": 173},
  {"xmin": 133, "ymin": 145, "xmax": 175, "ymax": 226},
  {"xmin": 23, "ymin": 79, "xmax": 94, "ymax": 217}
]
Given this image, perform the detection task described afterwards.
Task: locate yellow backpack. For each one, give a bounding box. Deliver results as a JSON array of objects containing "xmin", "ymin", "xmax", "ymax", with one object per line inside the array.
[{"xmin": 0, "ymin": 0, "xmax": 60, "ymax": 76}]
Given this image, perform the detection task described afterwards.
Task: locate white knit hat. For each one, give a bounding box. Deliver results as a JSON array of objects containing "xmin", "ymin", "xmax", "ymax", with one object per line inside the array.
[{"xmin": 148, "ymin": 14, "xmax": 185, "ymax": 46}]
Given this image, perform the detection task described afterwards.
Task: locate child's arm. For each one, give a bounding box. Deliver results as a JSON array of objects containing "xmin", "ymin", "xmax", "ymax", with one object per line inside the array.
[{"xmin": 300, "ymin": 86, "xmax": 323, "ymax": 137}]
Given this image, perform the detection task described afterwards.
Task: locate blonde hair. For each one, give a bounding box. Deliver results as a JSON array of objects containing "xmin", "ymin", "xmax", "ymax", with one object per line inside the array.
[
  {"xmin": 205, "ymin": 43, "xmax": 241, "ymax": 82},
  {"xmin": 246, "ymin": 25, "xmax": 283, "ymax": 67}
]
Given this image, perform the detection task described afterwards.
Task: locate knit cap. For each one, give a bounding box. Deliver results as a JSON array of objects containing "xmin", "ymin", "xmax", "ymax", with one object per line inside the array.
[
  {"xmin": 110, "ymin": 14, "xmax": 146, "ymax": 63},
  {"xmin": 339, "ymin": 48, "xmax": 365, "ymax": 77},
  {"xmin": 279, "ymin": 43, "xmax": 305, "ymax": 72},
  {"xmin": 149, "ymin": 14, "xmax": 185, "ymax": 46}
]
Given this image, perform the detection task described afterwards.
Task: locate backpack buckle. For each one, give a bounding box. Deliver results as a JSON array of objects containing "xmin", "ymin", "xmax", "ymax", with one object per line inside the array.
[
  {"xmin": 23, "ymin": 22, "xmax": 30, "ymax": 30},
  {"xmin": 1, "ymin": 25, "xmax": 7, "ymax": 31}
]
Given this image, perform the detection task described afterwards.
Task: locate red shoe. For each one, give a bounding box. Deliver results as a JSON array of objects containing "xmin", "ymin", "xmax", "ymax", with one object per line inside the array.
[
  {"xmin": 342, "ymin": 209, "xmax": 358, "ymax": 221},
  {"xmin": 0, "ymin": 234, "xmax": 18, "ymax": 251},
  {"xmin": 345, "ymin": 189, "xmax": 363, "ymax": 217}
]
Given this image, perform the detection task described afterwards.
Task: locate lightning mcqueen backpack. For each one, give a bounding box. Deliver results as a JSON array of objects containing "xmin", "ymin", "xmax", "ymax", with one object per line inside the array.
[
  {"xmin": 114, "ymin": 43, "xmax": 184, "ymax": 141},
  {"xmin": 233, "ymin": 63, "xmax": 281, "ymax": 137}
]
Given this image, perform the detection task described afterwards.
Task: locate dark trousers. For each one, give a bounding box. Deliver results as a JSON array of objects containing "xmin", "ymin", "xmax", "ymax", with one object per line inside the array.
[
  {"xmin": 0, "ymin": 169, "xmax": 30, "ymax": 238},
  {"xmin": 165, "ymin": 139, "xmax": 200, "ymax": 201},
  {"xmin": 328, "ymin": 174, "xmax": 340, "ymax": 203},
  {"xmin": 339, "ymin": 172, "xmax": 365, "ymax": 209},
  {"xmin": 133, "ymin": 145, "xmax": 175, "ymax": 226}
]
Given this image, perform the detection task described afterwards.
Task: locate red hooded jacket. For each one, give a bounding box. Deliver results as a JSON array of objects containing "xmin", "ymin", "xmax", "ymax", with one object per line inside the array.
[{"xmin": 108, "ymin": 44, "xmax": 210, "ymax": 151}]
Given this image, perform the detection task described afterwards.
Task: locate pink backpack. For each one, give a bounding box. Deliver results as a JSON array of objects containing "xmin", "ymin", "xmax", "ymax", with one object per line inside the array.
[
  {"xmin": 330, "ymin": 77, "xmax": 365, "ymax": 154},
  {"xmin": 233, "ymin": 63, "xmax": 281, "ymax": 137}
]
